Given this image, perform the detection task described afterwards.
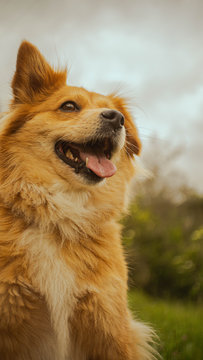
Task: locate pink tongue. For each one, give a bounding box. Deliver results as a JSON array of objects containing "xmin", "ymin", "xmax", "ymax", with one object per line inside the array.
[{"xmin": 80, "ymin": 152, "xmax": 117, "ymax": 178}]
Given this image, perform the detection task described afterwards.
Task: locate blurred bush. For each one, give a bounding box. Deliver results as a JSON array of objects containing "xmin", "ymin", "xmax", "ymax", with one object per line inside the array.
[{"xmin": 122, "ymin": 140, "xmax": 203, "ymax": 302}]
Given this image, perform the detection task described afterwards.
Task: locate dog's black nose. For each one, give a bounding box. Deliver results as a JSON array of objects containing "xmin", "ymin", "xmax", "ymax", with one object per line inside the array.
[{"xmin": 100, "ymin": 110, "xmax": 124, "ymax": 131}]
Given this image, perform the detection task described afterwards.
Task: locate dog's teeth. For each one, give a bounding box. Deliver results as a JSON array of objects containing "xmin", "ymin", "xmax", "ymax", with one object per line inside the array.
[
  {"xmin": 65, "ymin": 149, "xmax": 74, "ymax": 160},
  {"xmin": 86, "ymin": 157, "xmax": 89, "ymax": 166},
  {"xmin": 66, "ymin": 149, "xmax": 71, "ymax": 158}
]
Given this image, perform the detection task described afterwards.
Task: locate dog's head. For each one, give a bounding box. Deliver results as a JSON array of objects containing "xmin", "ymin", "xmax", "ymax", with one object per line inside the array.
[{"xmin": 0, "ymin": 42, "xmax": 141, "ymax": 226}]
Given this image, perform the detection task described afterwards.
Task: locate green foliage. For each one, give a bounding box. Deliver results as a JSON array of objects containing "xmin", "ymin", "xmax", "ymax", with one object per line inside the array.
[
  {"xmin": 122, "ymin": 187, "xmax": 203, "ymax": 302},
  {"xmin": 128, "ymin": 290, "xmax": 203, "ymax": 360}
]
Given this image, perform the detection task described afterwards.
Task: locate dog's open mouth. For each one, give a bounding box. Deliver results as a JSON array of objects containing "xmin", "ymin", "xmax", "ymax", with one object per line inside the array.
[{"xmin": 55, "ymin": 138, "xmax": 117, "ymax": 183}]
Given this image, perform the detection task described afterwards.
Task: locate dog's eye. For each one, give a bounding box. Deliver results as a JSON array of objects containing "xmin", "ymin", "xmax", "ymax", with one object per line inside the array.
[{"xmin": 60, "ymin": 101, "xmax": 80, "ymax": 112}]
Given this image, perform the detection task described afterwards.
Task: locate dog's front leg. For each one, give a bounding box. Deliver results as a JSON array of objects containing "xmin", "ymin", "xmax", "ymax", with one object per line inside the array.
[{"xmin": 69, "ymin": 291, "xmax": 145, "ymax": 360}]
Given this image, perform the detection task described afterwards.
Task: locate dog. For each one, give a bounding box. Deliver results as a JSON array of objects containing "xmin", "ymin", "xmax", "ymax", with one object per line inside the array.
[{"xmin": 0, "ymin": 41, "xmax": 156, "ymax": 360}]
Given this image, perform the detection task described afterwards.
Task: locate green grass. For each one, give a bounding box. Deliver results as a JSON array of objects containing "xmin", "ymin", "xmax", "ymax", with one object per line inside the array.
[{"xmin": 128, "ymin": 291, "xmax": 203, "ymax": 360}]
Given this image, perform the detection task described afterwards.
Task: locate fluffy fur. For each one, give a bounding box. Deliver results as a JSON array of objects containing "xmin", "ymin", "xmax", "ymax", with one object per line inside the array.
[{"xmin": 0, "ymin": 41, "xmax": 156, "ymax": 360}]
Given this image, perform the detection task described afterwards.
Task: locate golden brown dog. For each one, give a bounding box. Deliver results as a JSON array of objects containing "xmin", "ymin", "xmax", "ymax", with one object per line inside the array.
[{"xmin": 0, "ymin": 42, "xmax": 155, "ymax": 360}]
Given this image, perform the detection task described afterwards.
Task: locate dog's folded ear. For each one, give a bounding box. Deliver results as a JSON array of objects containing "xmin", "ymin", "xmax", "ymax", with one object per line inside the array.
[
  {"xmin": 12, "ymin": 41, "xmax": 67, "ymax": 105},
  {"xmin": 110, "ymin": 96, "xmax": 141, "ymax": 156}
]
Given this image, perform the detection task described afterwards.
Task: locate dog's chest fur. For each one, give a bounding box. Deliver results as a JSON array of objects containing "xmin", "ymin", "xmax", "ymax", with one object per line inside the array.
[{"xmin": 19, "ymin": 227, "xmax": 80, "ymax": 360}]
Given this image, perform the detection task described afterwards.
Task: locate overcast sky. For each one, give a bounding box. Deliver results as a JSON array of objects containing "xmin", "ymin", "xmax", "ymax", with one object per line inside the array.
[{"xmin": 0, "ymin": 0, "xmax": 202, "ymax": 193}]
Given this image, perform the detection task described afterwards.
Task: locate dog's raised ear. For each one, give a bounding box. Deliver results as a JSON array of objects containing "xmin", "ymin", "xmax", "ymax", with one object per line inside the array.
[
  {"xmin": 12, "ymin": 41, "xmax": 67, "ymax": 104},
  {"xmin": 111, "ymin": 96, "xmax": 141, "ymax": 155}
]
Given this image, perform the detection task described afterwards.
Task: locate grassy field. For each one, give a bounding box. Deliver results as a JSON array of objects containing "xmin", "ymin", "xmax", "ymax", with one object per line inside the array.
[{"xmin": 128, "ymin": 291, "xmax": 203, "ymax": 360}]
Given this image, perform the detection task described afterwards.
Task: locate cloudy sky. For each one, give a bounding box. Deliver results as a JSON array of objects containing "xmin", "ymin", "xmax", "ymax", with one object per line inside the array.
[{"xmin": 0, "ymin": 0, "xmax": 202, "ymax": 192}]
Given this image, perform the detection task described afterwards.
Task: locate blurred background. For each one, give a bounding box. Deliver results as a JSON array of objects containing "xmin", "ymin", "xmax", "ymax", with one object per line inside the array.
[{"xmin": 0, "ymin": 0, "xmax": 203, "ymax": 358}]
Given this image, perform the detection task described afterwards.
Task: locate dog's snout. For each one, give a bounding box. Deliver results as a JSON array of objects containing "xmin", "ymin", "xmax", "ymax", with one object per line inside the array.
[{"xmin": 100, "ymin": 110, "xmax": 124, "ymax": 131}]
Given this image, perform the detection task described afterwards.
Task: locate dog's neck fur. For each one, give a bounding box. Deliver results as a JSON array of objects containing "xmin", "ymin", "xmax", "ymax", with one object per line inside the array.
[{"xmin": 0, "ymin": 174, "xmax": 129, "ymax": 241}]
